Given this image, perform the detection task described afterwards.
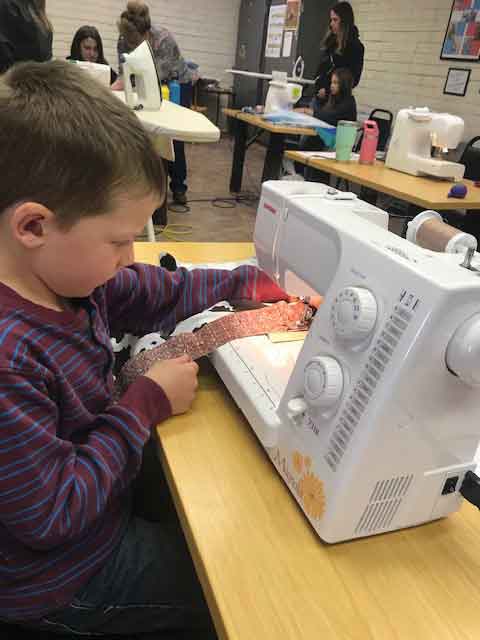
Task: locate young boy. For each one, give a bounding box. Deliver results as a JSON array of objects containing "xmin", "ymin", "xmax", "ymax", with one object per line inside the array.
[{"xmin": 0, "ymin": 60, "xmax": 289, "ymax": 636}]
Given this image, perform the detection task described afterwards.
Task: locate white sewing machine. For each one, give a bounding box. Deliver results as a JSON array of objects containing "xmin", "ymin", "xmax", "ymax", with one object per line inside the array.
[
  {"xmin": 210, "ymin": 180, "xmax": 480, "ymax": 543},
  {"xmin": 227, "ymin": 62, "xmax": 308, "ymax": 114},
  {"xmin": 264, "ymin": 71, "xmax": 302, "ymax": 114},
  {"xmin": 386, "ymin": 107, "xmax": 465, "ymax": 181},
  {"xmin": 72, "ymin": 60, "xmax": 111, "ymax": 87}
]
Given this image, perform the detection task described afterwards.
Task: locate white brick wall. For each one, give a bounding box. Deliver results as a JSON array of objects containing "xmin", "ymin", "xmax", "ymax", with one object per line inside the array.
[
  {"xmin": 351, "ymin": 0, "xmax": 480, "ymax": 140},
  {"xmin": 47, "ymin": 0, "xmax": 241, "ymax": 83}
]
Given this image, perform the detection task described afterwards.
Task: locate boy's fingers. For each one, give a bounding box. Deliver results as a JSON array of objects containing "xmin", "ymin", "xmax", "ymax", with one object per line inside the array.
[{"xmin": 174, "ymin": 353, "xmax": 192, "ymax": 363}]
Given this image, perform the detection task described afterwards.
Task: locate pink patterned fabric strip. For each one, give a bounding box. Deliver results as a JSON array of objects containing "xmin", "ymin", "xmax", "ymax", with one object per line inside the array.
[{"xmin": 117, "ymin": 301, "xmax": 313, "ymax": 393}]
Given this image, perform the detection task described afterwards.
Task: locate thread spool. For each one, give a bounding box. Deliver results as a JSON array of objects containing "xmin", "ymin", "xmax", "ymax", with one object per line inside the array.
[{"xmin": 406, "ymin": 210, "xmax": 477, "ymax": 254}]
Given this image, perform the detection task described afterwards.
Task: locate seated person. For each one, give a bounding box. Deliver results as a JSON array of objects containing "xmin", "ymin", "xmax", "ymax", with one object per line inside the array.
[
  {"xmin": 68, "ymin": 25, "xmax": 118, "ymax": 85},
  {"xmin": 294, "ymin": 68, "xmax": 357, "ymax": 180},
  {"xmin": 298, "ymin": 67, "xmax": 357, "ymax": 140},
  {"xmin": 311, "ymin": 67, "xmax": 357, "ymax": 126},
  {"xmin": 0, "ymin": 59, "xmax": 291, "ymax": 637}
]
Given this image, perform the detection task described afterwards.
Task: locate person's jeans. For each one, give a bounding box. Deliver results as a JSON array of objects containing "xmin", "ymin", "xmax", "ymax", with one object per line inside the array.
[
  {"xmin": 168, "ymin": 82, "xmax": 193, "ymax": 196},
  {"xmin": 26, "ymin": 441, "xmax": 217, "ymax": 638}
]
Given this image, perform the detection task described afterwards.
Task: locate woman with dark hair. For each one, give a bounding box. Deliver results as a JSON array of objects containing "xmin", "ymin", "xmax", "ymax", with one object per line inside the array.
[
  {"xmin": 312, "ymin": 67, "xmax": 357, "ymax": 126},
  {"xmin": 315, "ymin": 1, "xmax": 364, "ymax": 101},
  {"xmin": 0, "ymin": 0, "xmax": 52, "ymax": 73},
  {"xmin": 68, "ymin": 25, "xmax": 118, "ymax": 85},
  {"xmin": 293, "ymin": 68, "xmax": 357, "ymax": 180},
  {"xmin": 113, "ymin": 1, "xmax": 193, "ymax": 207}
]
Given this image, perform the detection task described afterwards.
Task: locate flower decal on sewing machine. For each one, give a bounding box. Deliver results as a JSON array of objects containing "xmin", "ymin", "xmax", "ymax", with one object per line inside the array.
[
  {"xmin": 292, "ymin": 450, "xmax": 304, "ymax": 475},
  {"xmin": 291, "ymin": 451, "xmax": 325, "ymax": 520},
  {"xmin": 298, "ymin": 472, "xmax": 326, "ymax": 521}
]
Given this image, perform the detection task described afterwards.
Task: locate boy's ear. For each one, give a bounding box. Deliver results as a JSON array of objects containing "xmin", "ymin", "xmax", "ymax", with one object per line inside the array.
[{"xmin": 10, "ymin": 202, "xmax": 57, "ymax": 249}]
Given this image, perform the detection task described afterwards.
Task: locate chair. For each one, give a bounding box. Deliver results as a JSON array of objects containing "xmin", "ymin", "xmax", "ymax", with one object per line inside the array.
[
  {"xmin": 459, "ymin": 135, "xmax": 480, "ymax": 180},
  {"xmin": 354, "ymin": 108, "xmax": 394, "ymax": 153}
]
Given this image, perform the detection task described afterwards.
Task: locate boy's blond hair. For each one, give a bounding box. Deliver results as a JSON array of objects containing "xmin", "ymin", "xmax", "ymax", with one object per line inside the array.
[{"xmin": 0, "ymin": 60, "xmax": 165, "ymax": 226}]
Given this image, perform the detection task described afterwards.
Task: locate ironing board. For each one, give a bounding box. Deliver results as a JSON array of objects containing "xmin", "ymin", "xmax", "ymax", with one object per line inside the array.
[
  {"xmin": 112, "ymin": 91, "xmax": 220, "ymax": 241},
  {"xmin": 113, "ymin": 91, "xmax": 220, "ymax": 145}
]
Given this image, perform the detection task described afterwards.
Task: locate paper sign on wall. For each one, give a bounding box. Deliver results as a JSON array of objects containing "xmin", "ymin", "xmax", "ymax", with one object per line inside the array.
[
  {"xmin": 265, "ymin": 4, "xmax": 286, "ymax": 58},
  {"xmin": 283, "ymin": 31, "xmax": 293, "ymax": 57}
]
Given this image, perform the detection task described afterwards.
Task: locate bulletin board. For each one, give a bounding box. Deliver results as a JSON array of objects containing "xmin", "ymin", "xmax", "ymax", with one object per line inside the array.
[{"xmin": 441, "ymin": 0, "xmax": 480, "ymax": 61}]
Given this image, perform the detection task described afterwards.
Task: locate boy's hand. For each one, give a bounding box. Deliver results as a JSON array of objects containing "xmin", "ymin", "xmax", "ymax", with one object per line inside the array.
[
  {"xmin": 288, "ymin": 295, "xmax": 323, "ymax": 309},
  {"xmin": 144, "ymin": 355, "xmax": 199, "ymax": 415}
]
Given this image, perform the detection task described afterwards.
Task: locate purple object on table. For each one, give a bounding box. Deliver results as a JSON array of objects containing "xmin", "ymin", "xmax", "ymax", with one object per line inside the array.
[{"xmin": 448, "ymin": 183, "xmax": 468, "ymax": 199}]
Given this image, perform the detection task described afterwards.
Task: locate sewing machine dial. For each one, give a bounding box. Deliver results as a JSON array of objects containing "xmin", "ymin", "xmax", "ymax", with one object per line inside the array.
[
  {"xmin": 331, "ymin": 287, "xmax": 378, "ymax": 342},
  {"xmin": 303, "ymin": 356, "xmax": 344, "ymax": 409}
]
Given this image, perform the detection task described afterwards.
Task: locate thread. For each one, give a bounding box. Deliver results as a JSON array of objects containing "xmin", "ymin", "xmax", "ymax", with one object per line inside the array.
[
  {"xmin": 416, "ymin": 217, "xmax": 462, "ymax": 252},
  {"xmin": 407, "ymin": 211, "xmax": 477, "ymax": 254}
]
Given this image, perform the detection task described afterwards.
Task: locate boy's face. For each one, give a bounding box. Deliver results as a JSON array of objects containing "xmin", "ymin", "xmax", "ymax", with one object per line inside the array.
[{"xmin": 34, "ymin": 191, "xmax": 160, "ymax": 299}]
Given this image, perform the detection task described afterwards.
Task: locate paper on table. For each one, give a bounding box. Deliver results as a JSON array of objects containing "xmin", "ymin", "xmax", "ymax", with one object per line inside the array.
[{"xmin": 296, "ymin": 151, "xmax": 360, "ymax": 161}]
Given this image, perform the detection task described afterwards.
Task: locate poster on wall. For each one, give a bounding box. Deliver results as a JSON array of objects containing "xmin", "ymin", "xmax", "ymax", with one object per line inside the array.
[
  {"xmin": 265, "ymin": 4, "xmax": 286, "ymax": 58},
  {"xmin": 285, "ymin": 0, "xmax": 301, "ymax": 31},
  {"xmin": 440, "ymin": 0, "xmax": 480, "ymax": 61}
]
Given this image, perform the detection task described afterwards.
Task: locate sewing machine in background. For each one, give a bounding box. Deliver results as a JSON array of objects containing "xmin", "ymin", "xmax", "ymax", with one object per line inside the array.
[
  {"xmin": 386, "ymin": 107, "xmax": 465, "ymax": 181},
  {"xmin": 71, "ymin": 60, "xmax": 111, "ymax": 87},
  {"xmin": 227, "ymin": 58, "xmax": 311, "ymax": 114},
  {"xmin": 211, "ymin": 180, "xmax": 480, "ymax": 543},
  {"xmin": 264, "ymin": 70, "xmax": 302, "ymax": 114}
]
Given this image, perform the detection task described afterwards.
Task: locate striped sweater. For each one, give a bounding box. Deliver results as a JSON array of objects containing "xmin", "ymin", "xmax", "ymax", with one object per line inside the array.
[{"xmin": 0, "ymin": 262, "xmax": 287, "ymax": 621}]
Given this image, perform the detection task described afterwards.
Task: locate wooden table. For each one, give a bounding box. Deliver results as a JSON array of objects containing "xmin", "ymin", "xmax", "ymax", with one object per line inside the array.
[
  {"xmin": 224, "ymin": 108, "xmax": 316, "ymax": 192},
  {"xmin": 135, "ymin": 240, "xmax": 480, "ymax": 640},
  {"xmin": 285, "ymin": 150, "xmax": 480, "ymax": 210}
]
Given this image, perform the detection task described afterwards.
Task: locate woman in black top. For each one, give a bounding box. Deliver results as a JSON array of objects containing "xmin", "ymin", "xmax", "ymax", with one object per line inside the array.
[
  {"xmin": 315, "ymin": 2, "xmax": 364, "ymax": 101},
  {"xmin": 68, "ymin": 26, "xmax": 118, "ymax": 85},
  {"xmin": 0, "ymin": 0, "xmax": 52, "ymax": 72}
]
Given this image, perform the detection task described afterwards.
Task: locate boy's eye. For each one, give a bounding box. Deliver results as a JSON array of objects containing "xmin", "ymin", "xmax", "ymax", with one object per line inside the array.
[{"xmin": 112, "ymin": 240, "xmax": 131, "ymax": 247}]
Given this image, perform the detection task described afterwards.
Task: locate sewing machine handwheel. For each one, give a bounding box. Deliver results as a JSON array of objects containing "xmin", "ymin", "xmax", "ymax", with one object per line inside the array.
[
  {"xmin": 303, "ymin": 356, "xmax": 344, "ymax": 409},
  {"xmin": 331, "ymin": 287, "xmax": 377, "ymax": 342},
  {"xmin": 446, "ymin": 313, "xmax": 480, "ymax": 386}
]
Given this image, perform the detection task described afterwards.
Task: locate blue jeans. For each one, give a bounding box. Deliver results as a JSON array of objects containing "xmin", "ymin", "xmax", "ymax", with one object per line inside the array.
[
  {"xmin": 168, "ymin": 82, "xmax": 193, "ymax": 195},
  {"xmin": 26, "ymin": 442, "xmax": 217, "ymax": 638}
]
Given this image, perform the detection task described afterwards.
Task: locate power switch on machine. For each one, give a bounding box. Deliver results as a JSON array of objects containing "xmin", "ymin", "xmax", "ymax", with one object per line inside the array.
[{"xmin": 442, "ymin": 476, "xmax": 459, "ymax": 495}]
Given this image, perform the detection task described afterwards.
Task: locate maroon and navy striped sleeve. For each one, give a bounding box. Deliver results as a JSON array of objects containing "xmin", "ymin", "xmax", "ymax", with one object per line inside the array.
[
  {"xmin": 0, "ymin": 368, "xmax": 169, "ymax": 551},
  {"xmin": 104, "ymin": 263, "xmax": 288, "ymax": 336}
]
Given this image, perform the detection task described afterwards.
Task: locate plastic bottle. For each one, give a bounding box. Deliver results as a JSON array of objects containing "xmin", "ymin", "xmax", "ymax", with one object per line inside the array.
[
  {"xmin": 168, "ymin": 77, "xmax": 181, "ymax": 104},
  {"xmin": 161, "ymin": 83, "xmax": 170, "ymax": 101},
  {"xmin": 359, "ymin": 120, "xmax": 379, "ymax": 165}
]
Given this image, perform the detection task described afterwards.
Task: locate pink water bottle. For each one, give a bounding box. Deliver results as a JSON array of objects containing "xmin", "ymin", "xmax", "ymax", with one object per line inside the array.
[{"xmin": 359, "ymin": 120, "xmax": 379, "ymax": 165}]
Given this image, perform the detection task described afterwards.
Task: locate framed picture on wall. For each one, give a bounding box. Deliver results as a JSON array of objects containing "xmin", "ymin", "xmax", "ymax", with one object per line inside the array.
[
  {"xmin": 440, "ymin": 0, "xmax": 480, "ymax": 61},
  {"xmin": 444, "ymin": 67, "xmax": 471, "ymax": 95}
]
